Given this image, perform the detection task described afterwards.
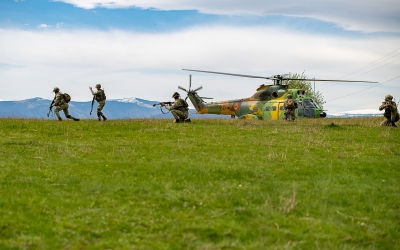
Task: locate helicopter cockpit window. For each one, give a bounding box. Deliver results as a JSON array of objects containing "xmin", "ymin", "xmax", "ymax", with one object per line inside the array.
[
  {"xmin": 310, "ymin": 99, "xmax": 321, "ymax": 109},
  {"xmin": 297, "ymin": 90, "xmax": 305, "ymax": 96},
  {"xmin": 303, "ymin": 99, "xmax": 317, "ymax": 108}
]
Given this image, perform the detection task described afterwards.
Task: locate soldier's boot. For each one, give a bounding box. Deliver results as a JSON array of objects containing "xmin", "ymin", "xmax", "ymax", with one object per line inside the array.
[
  {"xmin": 58, "ymin": 117, "xmax": 62, "ymax": 121},
  {"xmin": 98, "ymin": 115, "xmax": 101, "ymax": 121},
  {"xmin": 392, "ymin": 122, "xmax": 397, "ymax": 127},
  {"xmin": 67, "ymin": 115, "xmax": 79, "ymax": 121},
  {"xmin": 101, "ymin": 115, "xmax": 107, "ymax": 121},
  {"xmin": 173, "ymin": 119, "xmax": 180, "ymax": 123},
  {"xmin": 184, "ymin": 118, "xmax": 191, "ymax": 123}
]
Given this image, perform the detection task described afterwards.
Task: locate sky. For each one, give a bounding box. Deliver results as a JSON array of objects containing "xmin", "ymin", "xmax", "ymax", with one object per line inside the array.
[{"xmin": 1, "ymin": 0, "xmax": 400, "ymax": 112}]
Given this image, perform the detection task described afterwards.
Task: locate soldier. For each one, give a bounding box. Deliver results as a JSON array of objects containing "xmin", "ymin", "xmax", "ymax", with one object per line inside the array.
[
  {"xmin": 51, "ymin": 87, "xmax": 79, "ymax": 121},
  {"xmin": 379, "ymin": 94, "xmax": 399, "ymax": 127},
  {"xmin": 284, "ymin": 94, "xmax": 298, "ymax": 121},
  {"xmin": 89, "ymin": 84, "xmax": 107, "ymax": 121},
  {"xmin": 161, "ymin": 92, "xmax": 190, "ymax": 123}
]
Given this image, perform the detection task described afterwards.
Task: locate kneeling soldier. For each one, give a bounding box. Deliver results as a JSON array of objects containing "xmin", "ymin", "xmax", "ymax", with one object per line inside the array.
[
  {"xmin": 379, "ymin": 94, "xmax": 399, "ymax": 127},
  {"xmin": 52, "ymin": 87, "xmax": 79, "ymax": 121},
  {"xmin": 161, "ymin": 92, "xmax": 190, "ymax": 123}
]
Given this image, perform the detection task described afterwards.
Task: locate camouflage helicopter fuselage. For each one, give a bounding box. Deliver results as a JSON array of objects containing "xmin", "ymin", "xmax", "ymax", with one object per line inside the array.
[{"xmin": 187, "ymin": 84, "xmax": 326, "ymax": 120}]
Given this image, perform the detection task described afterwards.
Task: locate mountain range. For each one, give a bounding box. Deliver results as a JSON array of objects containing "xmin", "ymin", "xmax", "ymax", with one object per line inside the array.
[
  {"xmin": 0, "ymin": 97, "xmax": 383, "ymax": 119},
  {"xmin": 0, "ymin": 97, "xmax": 224, "ymax": 120}
]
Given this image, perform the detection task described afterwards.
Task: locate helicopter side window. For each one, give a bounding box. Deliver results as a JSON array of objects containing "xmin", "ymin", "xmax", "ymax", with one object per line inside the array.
[
  {"xmin": 280, "ymin": 106, "xmax": 284, "ymax": 110},
  {"xmin": 272, "ymin": 106, "xmax": 277, "ymax": 111},
  {"xmin": 265, "ymin": 106, "xmax": 271, "ymax": 111}
]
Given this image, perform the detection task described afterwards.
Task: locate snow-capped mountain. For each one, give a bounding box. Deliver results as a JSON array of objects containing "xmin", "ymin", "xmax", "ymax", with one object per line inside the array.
[
  {"xmin": 0, "ymin": 97, "xmax": 384, "ymax": 119},
  {"xmin": 327, "ymin": 109, "xmax": 383, "ymax": 118},
  {"xmin": 0, "ymin": 97, "xmax": 163, "ymax": 119}
]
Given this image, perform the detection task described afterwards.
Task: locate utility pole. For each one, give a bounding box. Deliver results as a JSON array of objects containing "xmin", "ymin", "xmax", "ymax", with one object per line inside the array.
[{"xmin": 313, "ymin": 77, "xmax": 315, "ymax": 95}]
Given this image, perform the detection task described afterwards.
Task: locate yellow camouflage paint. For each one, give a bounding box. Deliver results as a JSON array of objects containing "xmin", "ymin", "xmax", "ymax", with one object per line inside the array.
[{"xmin": 249, "ymin": 103, "xmax": 263, "ymax": 116}]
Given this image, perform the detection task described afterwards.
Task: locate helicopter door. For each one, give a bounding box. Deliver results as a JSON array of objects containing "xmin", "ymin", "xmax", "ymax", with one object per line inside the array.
[{"xmin": 278, "ymin": 102, "xmax": 285, "ymax": 120}]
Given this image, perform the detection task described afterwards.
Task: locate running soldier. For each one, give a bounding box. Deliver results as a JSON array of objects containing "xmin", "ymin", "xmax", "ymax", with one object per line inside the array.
[
  {"xmin": 284, "ymin": 94, "xmax": 298, "ymax": 121},
  {"xmin": 379, "ymin": 94, "xmax": 399, "ymax": 127},
  {"xmin": 161, "ymin": 92, "xmax": 190, "ymax": 123},
  {"xmin": 89, "ymin": 84, "xmax": 107, "ymax": 121},
  {"xmin": 51, "ymin": 87, "xmax": 79, "ymax": 121}
]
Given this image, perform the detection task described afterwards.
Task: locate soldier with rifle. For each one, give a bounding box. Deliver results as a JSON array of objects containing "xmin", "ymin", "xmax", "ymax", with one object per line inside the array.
[
  {"xmin": 161, "ymin": 92, "xmax": 190, "ymax": 123},
  {"xmin": 49, "ymin": 87, "xmax": 79, "ymax": 121},
  {"xmin": 89, "ymin": 84, "xmax": 107, "ymax": 121},
  {"xmin": 284, "ymin": 94, "xmax": 298, "ymax": 121},
  {"xmin": 379, "ymin": 94, "xmax": 399, "ymax": 127}
]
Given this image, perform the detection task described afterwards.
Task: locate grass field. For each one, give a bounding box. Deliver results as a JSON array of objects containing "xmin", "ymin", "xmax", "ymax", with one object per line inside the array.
[{"xmin": 0, "ymin": 117, "xmax": 399, "ymax": 249}]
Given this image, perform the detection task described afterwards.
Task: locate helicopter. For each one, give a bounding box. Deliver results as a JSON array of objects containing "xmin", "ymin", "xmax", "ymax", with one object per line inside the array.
[{"xmin": 178, "ymin": 69, "xmax": 377, "ymax": 120}]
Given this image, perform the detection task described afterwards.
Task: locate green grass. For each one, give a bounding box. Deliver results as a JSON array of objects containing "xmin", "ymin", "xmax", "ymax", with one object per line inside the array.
[{"xmin": 0, "ymin": 117, "xmax": 399, "ymax": 249}]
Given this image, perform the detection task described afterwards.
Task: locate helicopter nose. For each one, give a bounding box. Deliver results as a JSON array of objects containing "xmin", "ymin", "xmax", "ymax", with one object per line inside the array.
[{"xmin": 320, "ymin": 112, "xmax": 327, "ymax": 118}]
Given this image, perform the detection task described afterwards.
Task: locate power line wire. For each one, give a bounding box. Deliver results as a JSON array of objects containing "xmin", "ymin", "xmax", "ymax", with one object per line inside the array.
[
  {"xmin": 326, "ymin": 75, "xmax": 400, "ymax": 103},
  {"xmin": 319, "ymin": 47, "xmax": 400, "ymax": 89}
]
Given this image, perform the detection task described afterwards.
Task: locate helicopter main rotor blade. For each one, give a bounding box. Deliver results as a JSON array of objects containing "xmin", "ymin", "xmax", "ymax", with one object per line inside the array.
[
  {"xmin": 283, "ymin": 78, "xmax": 378, "ymax": 83},
  {"xmin": 182, "ymin": 69, "xmax": 274, "ymax": 80},
  {"xmin": 183, "ymin": 69, "xmax": 377, "ymax": 83}
]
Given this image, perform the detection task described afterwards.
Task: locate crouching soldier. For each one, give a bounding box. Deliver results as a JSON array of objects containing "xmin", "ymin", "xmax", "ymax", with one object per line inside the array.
[
  {"xmin": 379, "ymin": 94, "xmax": 399, "ymax": 127},
  {"xmin": 51, "ymin": 87, "xmax": 79, "ymax": 121},
  {"xmin": 89, "ymin": 84, "xmax": 107, "ymax": 121},
  {"xmin": 161, "ymin": 92, "xmax": 190, "ymax": 123}
]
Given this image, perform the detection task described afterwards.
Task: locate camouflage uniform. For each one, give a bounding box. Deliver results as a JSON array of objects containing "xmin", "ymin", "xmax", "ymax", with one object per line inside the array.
[
  {"xmin": 379, "ymin": 94, "xmax": 399, "ymax": 127},
  {"xmin": 284, "ymin": 94, "xmax": 297, "ymax": 121},
  {"xmin": 90, "ymin": 84, "xmax": 107, "ymax": 121},
  {"xmin": 166, "ymin": 92, "xmax": 190, "ymax": 123},
  {"xmin": 52, "ymin": 87, "xmax": 79, "ymax": 121}
]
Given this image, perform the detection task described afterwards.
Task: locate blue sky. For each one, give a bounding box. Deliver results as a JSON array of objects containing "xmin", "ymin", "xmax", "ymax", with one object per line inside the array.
[{"xmin": 1, "ymin": 0, "xmax": 400, "ymax": 112}]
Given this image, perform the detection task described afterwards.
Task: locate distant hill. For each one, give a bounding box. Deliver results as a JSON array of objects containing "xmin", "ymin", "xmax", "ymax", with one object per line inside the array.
[
  {"xmin": 327, "ymin": 109, "xmax": 383, "ymax": 118},
  {"xmin": 0, "ymin": 97, "xmax": 227, "ymax": 120},
  {"xmin": 0, "ymin": 97, "xmax": 384, "ymax": 119}
]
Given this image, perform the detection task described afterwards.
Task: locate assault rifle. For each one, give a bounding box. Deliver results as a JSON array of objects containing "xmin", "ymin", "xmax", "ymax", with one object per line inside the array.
[
  {"xmin": 153, "ymin": 102, "xmax": 174, "ymax": 114},
  {"xmin": 47, "ymin": 99, "xmax": 55, "ymax": 117},
  {"xmin": 90, "ymin": 96, "xmax": 95, "ymax": 115},
  {"xmin": 152, "ymin": 101, "xmax": 174, "ymax": 107}
]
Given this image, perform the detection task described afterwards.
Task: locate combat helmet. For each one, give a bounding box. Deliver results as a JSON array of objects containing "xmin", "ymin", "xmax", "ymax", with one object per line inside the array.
[
  {"xmin": 52, "ymin": 87, "xmax": 60, "ymax": 92},
  {"xmin": 287, "ymin": 94, "xmax": 292, "ymax": 99},
  {"xmin": 95, "ymin": 84, "xmax": 101, "ymax": 88},
  {"xmin": 385, "ymin": 94, "xmax": 393, "ymax": 101},
  {"xmin": 172, "ymin": 92, "xmax": 180, "ymax": 98}
]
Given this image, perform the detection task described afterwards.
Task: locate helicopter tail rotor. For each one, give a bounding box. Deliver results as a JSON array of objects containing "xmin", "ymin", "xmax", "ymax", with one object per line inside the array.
[
  {"xmin": 178, "ymin": 86, "xmax": 188, "ymax": 92},
  {"xmin": 180, "ymin": 75, "xmax": 203, "ymax": 94}
]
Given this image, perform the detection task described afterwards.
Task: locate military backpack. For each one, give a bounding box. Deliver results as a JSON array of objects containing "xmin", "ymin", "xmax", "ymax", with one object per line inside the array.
[
  {"xmin": 96, "ymin": 89, "xmax": 107, "ymax": 102},
  {"xmin": 63, "ymin": 93, "xmax": 71, "ymax": 103}
]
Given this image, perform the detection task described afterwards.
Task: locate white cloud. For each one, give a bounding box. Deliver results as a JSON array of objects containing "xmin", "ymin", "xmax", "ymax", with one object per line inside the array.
[
  {"xmin": 53, "ymin": 0, "xmax": 400, "ymax": 33},
  {"xmin": 37, "ymin": 24, "xmax": 51, "ymax": 28},
  {"xmin": 0, "ymin": 26, "xmax": 399, "ymax": 113}
]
